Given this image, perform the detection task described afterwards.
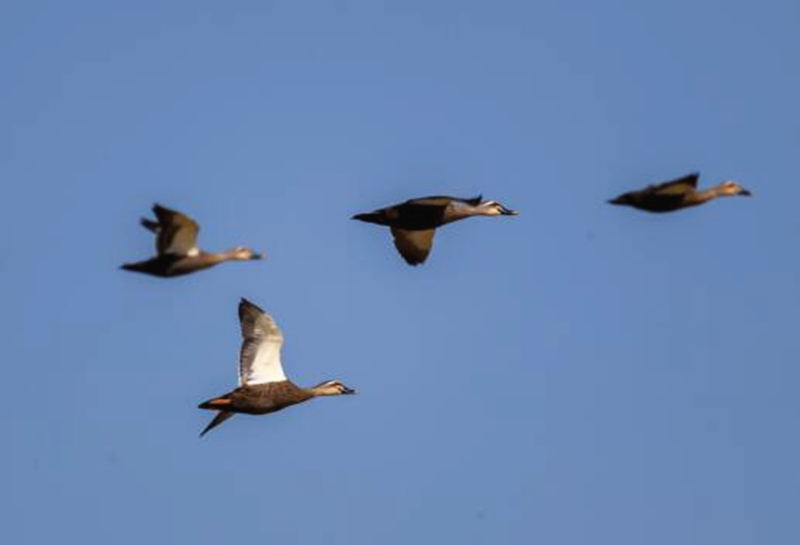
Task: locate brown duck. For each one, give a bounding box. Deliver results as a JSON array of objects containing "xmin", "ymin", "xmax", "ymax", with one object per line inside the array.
[
  {"xmin": 198, "ymin": 298, "xmax": 356, "ymax": 437},
  {"xmin": 121, "ymin": 204, "xmax": 263, "ymax": 277},
  {"xmin": 352, "ymin": 195, "xmax": 519, "ymax": 265},
  {"xmin": 608, "ymin": 173, "xmax": 752, "ymax": 213}
]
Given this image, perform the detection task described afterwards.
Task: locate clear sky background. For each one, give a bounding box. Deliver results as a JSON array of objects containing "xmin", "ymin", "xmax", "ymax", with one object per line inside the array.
[{"xmin": 4, "ymin": 1, "xmax": 800, "ymax": 543}]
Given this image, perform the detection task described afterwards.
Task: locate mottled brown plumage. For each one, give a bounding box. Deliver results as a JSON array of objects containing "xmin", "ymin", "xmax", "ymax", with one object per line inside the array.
[
  {"xmin": 201, "ymin": 381, "xmax": 314, "ymax": 415},
  {"xmin": 121, "ymin": 204, "xmax": 263, "ymax": 277}
]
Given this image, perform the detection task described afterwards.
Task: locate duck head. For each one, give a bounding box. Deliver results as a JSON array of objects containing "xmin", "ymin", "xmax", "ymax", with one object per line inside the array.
[
  {"xmin": 310, "ymin": 380, "xmax": 357, "ymax": 396},
  {"xmin": 717, "ymin": 180, "xmax": 752, "ymax": 197},
  {"xmin": 478, "ymin": 200, "xmax": 520, "ymax": 216},
  {"xmin": 231, "ymin": 247, "xmax": 264, "ymax": 260}
]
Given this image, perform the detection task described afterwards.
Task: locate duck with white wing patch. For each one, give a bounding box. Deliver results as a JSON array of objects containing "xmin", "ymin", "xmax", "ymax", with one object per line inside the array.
[{"xmin": 198, "ymin": 298, "xmax": 356, "ymax": 437}]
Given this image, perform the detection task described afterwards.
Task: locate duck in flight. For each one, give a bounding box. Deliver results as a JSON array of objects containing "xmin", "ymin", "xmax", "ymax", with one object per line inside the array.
[
  {"xmin": 352, "ymin": 195, "xmax": 519, "ymax": 265},
  {"xmin": 608, "ymin": 173, "xmax": 752, "ymax": 213},
  {"xmin": 121, "ymin": 204, "xmax": 263, "ymax": 277},
  {"xmin": 198, "ymin": 298, "xmax": 356, "ymax": 437}
]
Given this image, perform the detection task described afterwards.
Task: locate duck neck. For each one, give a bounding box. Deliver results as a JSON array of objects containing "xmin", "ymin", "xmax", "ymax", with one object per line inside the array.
[
  {"xmin": 306, "ymin": 383, "xmax": 339, "ymax": 397},
  {"xmin": 687, "ymin": 187, "xmax": 721, "ymax": 205},
  {"xmin": 215, "ymin": 249, "xmax": 248, "ymax": 262},
  {"xmin": 193, "ymin": 251, "xmax": 226, "ymax": 265},
  {"xmin": 443, "ymin": 202, "xmax": 482, "ymax": 224}
]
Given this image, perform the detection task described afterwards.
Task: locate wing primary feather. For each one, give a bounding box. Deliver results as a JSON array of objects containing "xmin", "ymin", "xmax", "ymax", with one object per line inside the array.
[
  {"xmin": 237, "ymin": 298, "xmax": 287, "ymax": 386},
  {"xmin": 140, "ymin": 218, "xmax": 160, "ymax": 233},
  {"xmin": 391, "ymin": 228, "xmax": 436, "ymax": 265},
  {"xmin": 150, "ymin": 204, "xmax": 200, "ymax": 256},
  {"xmin": 465, "ymin": 195, "xmax": 483, "ymax": 205}
]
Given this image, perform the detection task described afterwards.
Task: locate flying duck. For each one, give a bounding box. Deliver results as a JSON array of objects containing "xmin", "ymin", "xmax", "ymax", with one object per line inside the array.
[
  {"xmin": 352, "ymin": 195, "xmax": 519, "ymax": 265},
  {"xmin": 198, "ymin": 298, "xmax": 356, "ymax": 437},
  {"xmin": 121, "ymin": 204, "xmax": 263, "ymax": 277},
  {"xmin": 608, "ymin": 173, "xmax": 752, "ymax": 213}
]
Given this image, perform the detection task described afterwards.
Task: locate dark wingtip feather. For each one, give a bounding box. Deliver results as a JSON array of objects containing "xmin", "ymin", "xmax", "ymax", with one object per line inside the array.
[
  {"xmin": 140, "ymin": 217, "xmax": 160, "ymax": 232},
  {"xmin": 401, "ymin": 255, "xmax": 426, "ymax": 266},
  {"xmin": 684, "ymin": 172, "xmax": 701, "ymax": 184},
  {"xmin": 151, "ymin": 203, "xmax": 182, "ymax": 222},
  {"xmin": 239, "ymin": 297, "xmax": 266, "ymax": 316}
]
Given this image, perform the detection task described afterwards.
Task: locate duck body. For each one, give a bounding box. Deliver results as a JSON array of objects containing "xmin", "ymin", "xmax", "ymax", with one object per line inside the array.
[
  {"xmin": 121, "ymin": 253, "xmax": 219, "ymax": 277},
  {"xmin": 609, "ymin": 189, "xmax": 698, "ymax": 213},
  {"xmin": 353, "ymin": 196, "xmax": 481, "ymax": 230},
  {"xmin": 199, "ymin": 381, "xmax": 313, "ymax": 416},
  {"xmin": 609, "ymin": 173, "xmax": 752, "ymax": 213},
  {"xmin": 353, "ymin": 195, "xmax": 518, "ymax": 265},
  {"xmin": 121, "ymin": 204, "xmax": 262, "ymax": 278}
]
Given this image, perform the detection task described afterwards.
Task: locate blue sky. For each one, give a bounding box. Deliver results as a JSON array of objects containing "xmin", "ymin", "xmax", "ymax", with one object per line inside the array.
[{"xmin": 4, "ymin": 1, "xmax": 800, "ymax": 543}]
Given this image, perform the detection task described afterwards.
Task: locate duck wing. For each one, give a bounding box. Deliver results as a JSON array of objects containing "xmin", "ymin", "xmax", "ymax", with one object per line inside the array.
[
  {"xmin": 152, "ymin": 204, "xmax": 200, "ymax": 256},
  {"xmin": 403, "ymin": 195, "xmax": 482, "ymax": 207},
  {"xmin": 391, "ymin": 227, "xmax": 436, "ymax": 266},
  {"xmin": 646, "ymin": 173, "xmax": 699, "ymax": 197},
  {"xmin": 237, "ymin": 298, "xmax": 287, "ymax": 386}
]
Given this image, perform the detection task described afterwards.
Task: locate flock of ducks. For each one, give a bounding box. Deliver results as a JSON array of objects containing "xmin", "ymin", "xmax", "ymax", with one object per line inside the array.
[{"xmin": 122, "ymin": 172, "xmax": 752, "ymax": 436}]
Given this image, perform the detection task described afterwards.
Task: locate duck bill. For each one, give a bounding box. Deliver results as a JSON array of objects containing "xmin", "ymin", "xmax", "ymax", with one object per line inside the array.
[
  {"xmin": 250, "ymin": 252, "xmax": 265, "ymax": 260},
  {"xmin": 342, "ymin": 386, "xmax": 357, "ymax": 395},
  {"xmin": 739, "ymin": 189, "xmax": 753, "ymax": 197},
  {"xmin": 500, "ymin": 207, "xmax": 520, "ymax": 216}
]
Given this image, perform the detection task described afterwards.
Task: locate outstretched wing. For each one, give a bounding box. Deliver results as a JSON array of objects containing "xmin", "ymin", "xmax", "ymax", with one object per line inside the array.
[
  {"xmin": 647, "ymin": 173, "xmax": 699, "ymax": 197},
  {"xmin": 237, "ymin": 298, "xmax": 287, "ymax": 386},
  {"xmin": 391, "ymin": 227, "xmax": 436, "ymax": 266},
  {"xmin": 151, "ymin": 204, "xmax": 200, "ymax": 256},
  {"xmin": 404, "ymin": 195, "xmax": 482, "ymax": 207}
]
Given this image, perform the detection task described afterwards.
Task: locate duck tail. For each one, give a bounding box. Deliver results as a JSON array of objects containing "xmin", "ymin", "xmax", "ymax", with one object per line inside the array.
[
  {"xmin": 351, "ymin": 211, "xmax": 387, "ymax": 225},
  {"xmin": 198, "ymin": 395, "xmax": 233, "ymax": 410},
  {"xmin": 120, "ymin": 261, "xmax": 147, "ymax": 273},
  {"xmin": 608, "ymin": 194, "xmax": 631, "ymax": 206},
  {"xmin": 200, "ymin": 411, "xmax": 235, "ymax": 437}
]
